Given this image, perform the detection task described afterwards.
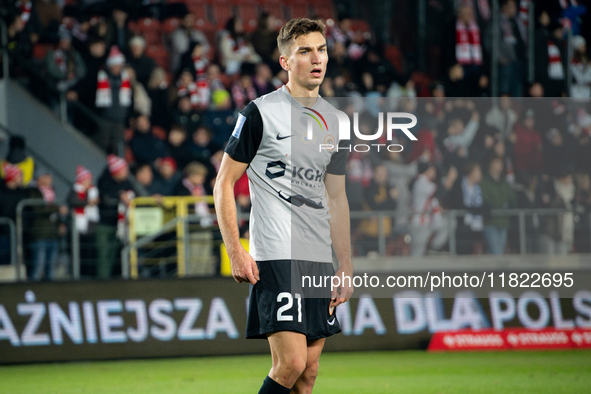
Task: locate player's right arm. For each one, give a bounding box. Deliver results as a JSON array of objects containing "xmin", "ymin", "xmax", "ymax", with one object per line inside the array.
[
  {"xmin": 213, "ymin": 102, "xmax": 263, "ymax": 285},
  {"xmin": 213, "ymin": 154, "xmax": 259, "ymax": 285}
]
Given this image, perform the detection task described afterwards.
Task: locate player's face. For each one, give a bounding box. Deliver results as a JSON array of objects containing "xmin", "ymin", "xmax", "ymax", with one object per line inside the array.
[{"xmin": 282, "ymin": 32, "xmax": 328, "ymax": 92}]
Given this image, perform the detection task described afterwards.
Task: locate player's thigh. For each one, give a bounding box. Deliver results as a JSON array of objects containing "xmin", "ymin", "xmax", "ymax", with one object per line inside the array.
[
  {"xmin": 268, "ymin": 331, "xmax": 308, "ymax": 366},
  {"xmin": 305, "ymin": 338, "xmax": 325, "ymax": 368}
]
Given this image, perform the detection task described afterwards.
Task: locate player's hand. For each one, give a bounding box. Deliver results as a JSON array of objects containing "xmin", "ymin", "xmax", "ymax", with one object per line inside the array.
[
  {"xmin": 330, "ymin": 264, "xmax": 354, "ymax": 312},
  {"xmin": 230, "ymin": 248, "xmax": 259, "ymax": 285}
]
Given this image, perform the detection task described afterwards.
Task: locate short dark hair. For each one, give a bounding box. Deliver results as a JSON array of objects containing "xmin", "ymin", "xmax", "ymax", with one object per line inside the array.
[{"xmin": 277, "ymin": 18, "xmax": 326, "ymax": 55}]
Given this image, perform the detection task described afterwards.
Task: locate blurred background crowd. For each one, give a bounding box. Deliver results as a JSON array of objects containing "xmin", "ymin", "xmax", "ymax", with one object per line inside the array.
[{"xmin": 1, "ymin": 0, "xmax": 591, "ymax": 280}]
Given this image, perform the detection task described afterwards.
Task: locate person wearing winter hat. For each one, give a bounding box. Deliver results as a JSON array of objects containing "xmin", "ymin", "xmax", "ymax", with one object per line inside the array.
[
  {"xmin": 152, "ymin": 156, "xmax": 182, "ymax": 196},
  {"xmin": 95, "ymin": 155, "xmax": 138, "ymax": 278},
  {"xmin": 45, "ymin": 25, "xmax": 86, "ymax": 95},
  {"xmin": 94, "ymin": 46, "xmax": 132, "ymax": 155}
]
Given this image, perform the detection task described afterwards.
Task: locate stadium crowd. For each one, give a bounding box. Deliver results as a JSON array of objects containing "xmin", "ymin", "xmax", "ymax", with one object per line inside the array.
[{"xmin": 1, "ymin": 0, "xmax": 591, "ymax": 279}]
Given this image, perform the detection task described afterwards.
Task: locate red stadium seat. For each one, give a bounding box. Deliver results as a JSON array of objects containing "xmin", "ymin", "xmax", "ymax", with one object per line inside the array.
[
  {"xmin": 384, "ymin": 44, "xmax": 404, "ymax": 74},
  {"xmin": 311, "ymin": 4, "xmax": 335, "ymax": 20},
  {"xmin": 288, "ymin": 4, "xmax": 310, "ymax": 19},
  {"xmin": 145, "ymin": 45, "xmax": 170, "ymax": 71},
  {"xmin": 237, "ymin": 4, "xmax": 260, "ymax": 32},
  {"xmin": 259, "ymin": 0, "xmax": 284, "ymax": 24}
]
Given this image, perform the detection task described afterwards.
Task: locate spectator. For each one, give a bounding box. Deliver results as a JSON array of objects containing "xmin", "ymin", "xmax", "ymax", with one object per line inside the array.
[
  {"xmin": 28, "ymin": 170, "xmax": 66, "ymax": 281},
  {"xmin": 45, "ymin": 26, "xmax": 86, "ymax": 94},
  {"xmin": 252, "ymin": 63, "xmax": 275, "ymax": 97},
  {"xmin": 445, "ymin": 161, "xmax": 486, "ymax": 255},
  {"xmin": 190, "ymin": 126, "xmax": 222, "ymax": 188},
  {"xmin": 133, "ymin": 162, "xmax": 159, "ymax": 195},
  {"xmin": 178, "ymin": 41, "xmax": 209, "ymax": 82},
  {"xmin": 231, "ymin": 71, "xmax": 258, "ymax": 111},
  {"xmin": 177, "ymin": 68, "xmax": 209, "ymax": 111},
  {"xmin": 485, "ymin": 96, "xmax": 518, "ymax": 140},
  {"xmin": 170, "ymin": 12, "xmax": 210, "ymax": 73},
  {"xmin": 358, "ymin": 164, "xmax": 398, "ymax": 254},
  {"xmin": 543, "ymin": 128, "xmax": 576, "ymax": 178},
  {"xmin": 409, "ymin": 163, "xmax": 457, "ymax": 256},
  {"xmin": 166, "ymin": 124, "xmax": 192, "ymax": 170},
  {"xmin": 219, "ymin": 17, "xmax": 261, "ymax": 76},
  {"xmin": 570, "ymin": 35, "xmax": 591, "ymax": 99},
  {"xmin": 540, "ymin": 170, "xmax": 576, "ymax": 255},
  {"xmin": 251, "ymin": 12, "xmax": 278, "ymax": 66},
  {"xmin": 443, "ymin": 63, "xmax": 472, "ymax": 97},
  {"xmin": 486, "ymin": 0, "xmax": 526, "ymax": 97},
  {"xmin": 480, "ymin": 156, "xmax": 517, "ymax": 255},
  {"xmin": 146, "ymin": 67, "xmax": 171, "ymax": 129},
  {"xmin": 535, "ymin": 12, "xmax": 567, "ymax": 97},
  {"xmin": 515, "ymin": 172, "xmax": 542, "ymax": 253},
  {"xmin": 1, "ymin": 135, "xmax": 35, "ymax": 186},
  {"xmin": 175, "ymin": 161, "xmax": 212, "ymax": 224},
  {"xmin": 127, "ymin": 35, "xmax": 157, "ymax": 87},
  {"xmin": 441, "ymin": 104, "xmax": 480, "ymax": 168},
  {"xmin": 95, "ymin": 155, "xmax": 138, "ymax": 279},
  {"xmin": 125, "ymin": 66, "xmax": 151, "ymax": 117},
  {"xmin": 449, "ymin": 5, "xmax": 483, "ymax": 85},
  {"xmin": 128, "ymin": 115, "xmax": 168, "ymax": 164},
  {"xmin": 153, "ymin": 157, "xmax": 182, "ymax": 196},
  {"xmin": 383, "ymin": 149, "xmax": 417, "ymax": 231},
  {"xmin": 70, "ymin": 35, "xmax": 107, "ymax": 116},
  {"xmin": 172, "ymin": 95, "xmax": 204, "ymax": 134},
  {"xmin": 104, "ymin": 7, "xmax": 131, "ymax": 53},
  {"xmin": 68, "ymin": 165, "xmax": 99, "ymax": 275},
  {"xmin": 94, "ymin": 46, "xmax": 132, "ymax": 154},
  {"xmin": 0, "ymin": 164, "xmax": 28, "ymax": 263},
  {"xmin": 513, "ymin": 108, "xmax": 543, "ymax": 174},
  {"xmin": 573, "ymin": 173, "xmax": 591, "ymax": 253}
]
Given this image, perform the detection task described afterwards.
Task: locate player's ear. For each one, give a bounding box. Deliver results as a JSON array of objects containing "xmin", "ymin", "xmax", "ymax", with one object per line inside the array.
[{"xmin": 279, "ymin": 55, "xmax": 289, "ymax": 72}]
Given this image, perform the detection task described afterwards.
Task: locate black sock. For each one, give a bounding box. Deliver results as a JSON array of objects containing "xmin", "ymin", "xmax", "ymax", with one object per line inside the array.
[{"xmin": 258, "ymin": 376, "xmax": 292, "ymax": 394}]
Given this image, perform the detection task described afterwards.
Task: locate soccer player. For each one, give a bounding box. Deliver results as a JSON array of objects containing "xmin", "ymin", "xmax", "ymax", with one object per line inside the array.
[{"xmin": 214, "ymin": 18, "xmax": 353, "ymax": 394}]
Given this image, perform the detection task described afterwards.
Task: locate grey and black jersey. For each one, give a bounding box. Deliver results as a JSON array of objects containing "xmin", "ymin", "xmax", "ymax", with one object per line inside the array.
[{"xmin": 225, "ymin": 86, "xmax": 348, "ymax": 262}]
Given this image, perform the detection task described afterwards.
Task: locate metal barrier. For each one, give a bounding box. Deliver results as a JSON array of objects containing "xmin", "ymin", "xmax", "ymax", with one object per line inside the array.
[
  {"xmin": 0, "ymin": 217, "xmax": 17, "ymax": 269},
  {"xmin": 350, "ymin": 208, "xmax": 591, "ymax": 257},
  {"xmin": 125, "ymin": 196, "xmax": 216, "ymax": 279}
]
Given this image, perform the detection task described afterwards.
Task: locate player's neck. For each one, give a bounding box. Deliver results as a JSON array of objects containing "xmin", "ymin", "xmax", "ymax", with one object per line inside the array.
[{"xmin": 285, "ymin": 82, "xmax": 319, "ymax": 107}]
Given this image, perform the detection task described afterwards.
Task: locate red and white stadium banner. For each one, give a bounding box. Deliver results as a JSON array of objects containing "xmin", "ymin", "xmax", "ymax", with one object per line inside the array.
[{"xmin": 428, "ymin": 328, "xmax": 591, "ymax": 351}]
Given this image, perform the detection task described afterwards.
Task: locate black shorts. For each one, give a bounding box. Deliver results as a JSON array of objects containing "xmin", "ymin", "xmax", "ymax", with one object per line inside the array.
[{"xmin": 246, "ymin": 260, "xmax": 342, "ymax": 340}]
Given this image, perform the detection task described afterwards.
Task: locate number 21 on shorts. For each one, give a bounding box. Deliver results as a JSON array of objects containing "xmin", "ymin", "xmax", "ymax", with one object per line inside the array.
[{"xmin": 277, "ymin": 292, "xmax": 302, "ymax": 322}]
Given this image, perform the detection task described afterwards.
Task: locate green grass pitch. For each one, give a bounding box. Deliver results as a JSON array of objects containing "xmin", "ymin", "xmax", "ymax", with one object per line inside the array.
[{"xmin": 1, "ymin": 350, "xmax": 590, "ymax": 393}]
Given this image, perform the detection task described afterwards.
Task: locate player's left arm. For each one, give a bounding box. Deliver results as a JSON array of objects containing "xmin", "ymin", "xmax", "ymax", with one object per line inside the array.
[{"xmin": 325, "ymin": 173, "xmax": 354, "ymax": 309}]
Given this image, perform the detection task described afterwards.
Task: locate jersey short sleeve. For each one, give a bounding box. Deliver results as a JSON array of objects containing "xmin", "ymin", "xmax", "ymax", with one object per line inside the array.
[
  {"xmin": 326, "ymin": 139, "xmax": 349, "ymax": 175},
  {"xmin": 224, "ymin": 102, "xmax": 264, "ymax": 163}
]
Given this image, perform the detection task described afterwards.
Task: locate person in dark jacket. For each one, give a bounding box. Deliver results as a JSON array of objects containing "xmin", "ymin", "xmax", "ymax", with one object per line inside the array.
[
  {"xmin": 0, "ymin": 135, "xmax": 35, "ymax": 186},
  {"xmin": 152, "ymin": 157, "xmax": 182, "ymax": 196},
  {"xmin": 128, "ymin": 115, "xmax": 168, "ymax": 164},
  {"xmin": 0, "ymin": 164, "xmax": 29, "ymax": 264},
  {"xmin": 95, "ymin": 155, "xmax": 138, "ymax": 278},
  {"xmin": 127, "ymin": 35, "xmax": 157, "ymax": 87}
]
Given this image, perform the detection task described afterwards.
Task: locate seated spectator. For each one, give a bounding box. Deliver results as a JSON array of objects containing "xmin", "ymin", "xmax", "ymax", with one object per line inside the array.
[
  {"xmin": 445, "ymin": 161, "xmax": 486, "ymax": 255},
  {"xmin": 409, "ymin": 163, "xmax": 457, "ymax": 256},
  {"xmin": 153, "ymin": 157, "xmax": 182, "ymax": 196},
  {"xmin": 95, "ymin": 155, "xmax": 139, "ymax": 279},
  {"xmin": 170, "ymin": 12, "xmax": 210, "ymax": 73},
  {"xmin": 166, "ymin": 124, "xmax": 193, "ymax": 170},
  {"xmin": 480, "ymin": 157, "xmax": 517, "ymax": 255},
  {"xmin": 513, "ymin": 108, "xmax": 543, "ymax": 174},
  {"xmin": 1, "ymin": 135, "xmax": 35, "ymax": 186},
  {"xmin": 128, "ymin": 115, "xmax": 168, "ymax": 164},
  {"xmin": 0, "ymin": 164, "xmax": 28, "ymax": 263},
  {"xmin": 45, "ymin": 26, "xmax": 86, "ymax": 93},
  {"xmin": 146, "ymin": 67, "xmax": 171, "ymax": 129},
  {"xmin": 28, "ymin": 169, "xmax": 66, "ymax": 281},
  {"xmin": 127, "ymin": 35, "xmax": 156, "ymax": 87},
  {"xmin": 172, "ymin": 95, "xmax": 204, "ymax": 134},
  {"xmin": 219, "ymin": 17, "xmax": 261, "ymax": 76}
]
